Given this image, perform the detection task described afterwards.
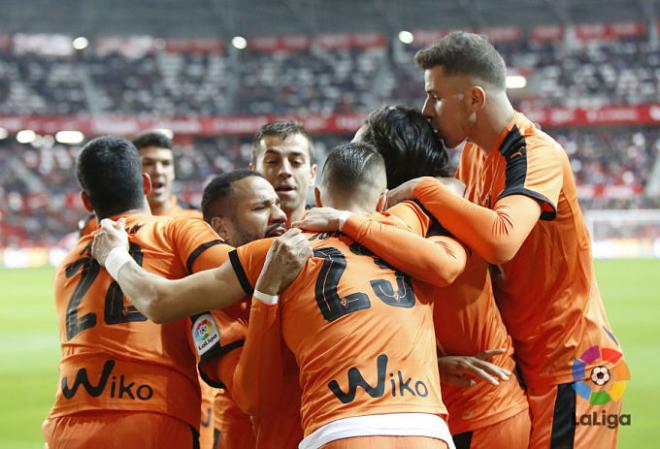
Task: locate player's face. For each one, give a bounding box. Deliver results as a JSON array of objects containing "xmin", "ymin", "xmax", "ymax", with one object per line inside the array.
[
  {"xmin": 140, "ymin": 146, "xmax": 175, "ymax": 212},
  {"xmin": 253, "ymin": 133, "xmax": 317, "ymax": 220},
  {"xmin": 225, "ymin": 176, "xmax": 287, "ymax": 247},
  {"xmin": 422, "ymin": 66, "xmax": 472, "ymax": 149}
]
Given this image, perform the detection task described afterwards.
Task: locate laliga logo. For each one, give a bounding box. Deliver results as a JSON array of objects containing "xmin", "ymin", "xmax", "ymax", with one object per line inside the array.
[
  {"xmin": 195, "ymin": 319, "xmax": 213, "ymax": 341},
  {"xmin": 572, "ymin": 345, "xmax": 630, "ymax": 405}
]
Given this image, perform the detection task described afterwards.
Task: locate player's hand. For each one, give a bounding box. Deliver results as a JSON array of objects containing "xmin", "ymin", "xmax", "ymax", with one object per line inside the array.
[
  {"xmin": 386, "ymin": 177, "xmax": 426, "ymax": 206},
  {"xmin": 91, "ymin": 218, "xmax": 129, "ymax": 266},
  {"xmin": 292, "ymin": 207, "xmax": 348, "ymax": 232},
  {"xmin": 255, "ymin": 228, "xmax": 313, "ymax": 296},
  {"xmin": 438, "ymin": 349, "xmax": 511, "ymax": 387},
  {"xmin": 388, "ymin": 176, "xmax": 466, "ymax": 208}
]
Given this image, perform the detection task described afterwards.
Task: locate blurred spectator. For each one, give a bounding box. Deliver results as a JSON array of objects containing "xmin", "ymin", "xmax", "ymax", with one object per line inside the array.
[
  {"xmin": 388, "ymin": 37, "xmax": 659, "ymax": 110},
  {"xmin": 0, "ymin": 35, "xmax": 656, "ymax": 116},
  {"xmin": 1, "ymin": 127, "xmax": 658, "ymax": 246},
  {"xmin": 0, "ymin": 49, "xmax": 87, "ymax": 115},
  {"xmin": 234, "ymin": 46, "xmax": 387, "ymax": 114},
  {"xmin": 1, "ymin": 31, "xmax": 659, "ymax": 246}
]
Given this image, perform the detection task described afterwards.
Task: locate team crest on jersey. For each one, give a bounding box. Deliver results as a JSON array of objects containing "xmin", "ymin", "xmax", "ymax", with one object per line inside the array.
[{"xmin": 192, "ymin": 314, "xmax": 220, "ymax": 356}]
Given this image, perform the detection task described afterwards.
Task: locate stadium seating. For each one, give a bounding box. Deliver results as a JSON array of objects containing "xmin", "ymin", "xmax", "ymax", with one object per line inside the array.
[
  {"xmin": 1, "ymin": 27, "xmax": 659, "ymax": 246},
  {"xmin": 0, "ymin": 35, "xmax": 657, "ymax": 116},
  {"xmin": 1, "ymin": 127, "xmax": 658, "ymax": 246}
]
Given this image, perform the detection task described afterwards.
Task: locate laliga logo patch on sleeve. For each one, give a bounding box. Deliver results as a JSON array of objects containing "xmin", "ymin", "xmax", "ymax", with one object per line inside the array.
[{"xmin": 192, "ymin": 314, "xmax": 221, "ymax": 356}]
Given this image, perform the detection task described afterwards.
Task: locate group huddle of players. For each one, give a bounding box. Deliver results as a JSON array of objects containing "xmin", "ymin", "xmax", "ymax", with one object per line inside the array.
[{"xmin": 43, "ymin": 31, "xmax": 626, "ymax": 449}]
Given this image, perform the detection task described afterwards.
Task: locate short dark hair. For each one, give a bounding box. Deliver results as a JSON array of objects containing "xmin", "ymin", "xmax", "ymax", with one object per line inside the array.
[
  {"xmin": 201, "ymin": 169, "xmax": 266, "ymax": 222},
  {"xmin": 361, "ymin": 105, "xmax": 452, "ymax": 188},
  {"xmin": 132, "ymin": 131, "xmax": 173, "ymax": 152},
  {"xmin": 415, "ymin": 31, "xmax": 506, "ymax": 90},
  {"xmin": 251, "ymin": 120, "xmax": 314, "ymax": 164},
  {"xmin": 76, "ymin": 136, "xmax": 145, "ymax": 219},
  {"xmin": 321, "ymin": 142, "xmax": 386, "ymax": 197}
]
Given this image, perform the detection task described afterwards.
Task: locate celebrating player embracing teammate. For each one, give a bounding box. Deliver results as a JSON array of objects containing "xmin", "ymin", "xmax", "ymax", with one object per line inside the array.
[{"xmin": 43, "ymin": 29, "xmax": 626, "ymax": 449}]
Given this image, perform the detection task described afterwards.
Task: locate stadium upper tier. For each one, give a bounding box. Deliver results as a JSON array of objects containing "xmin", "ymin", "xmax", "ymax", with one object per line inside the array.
[{"xmin": 0, "ymin": 28, "xmax": 658, "ymax": 117}]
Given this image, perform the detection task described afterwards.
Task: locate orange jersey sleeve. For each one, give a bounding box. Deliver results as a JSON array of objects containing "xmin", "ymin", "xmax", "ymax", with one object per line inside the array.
[
  {"xmin": 494, "ymin": 124, "xmax": 563, "ymax": 218},
  {"xmin": 212, "ymin": 388, "xmax": 257, "ymax": 449},
  {"xmin": 158, "ymin": 218, "xmax": 246, "ymax": 383},
  {"xmin": 232, "ymin": 300, "xmax": 285, "ymax": 416},
  {"xmin": 222, "ymin": 239, "xmax": 306, "ymax": 448},
  {"xmin": 413, "ymin": 176, "xmax": 542, "ymax": 264},
  {"xmin": 251, "ymin": 351, "xmax": 304, "ymax": 449},
  {"xmin": 413, "ymin": 120, "xmax": 565, "ymax": 265},
  {"xmin": 165, "ymin": 218, "xmax": 250, "ymax": 390},
  {"xmin": 452, "ymin": 112, "xmax": 622, "ymax": 387},
  {"xmin": 228, "ymin": 238, "xmax": 275, "ymax": 295},
  {"xmin": 224, "ymin": 239, "xmax": 288, "ymax": 415},
  {"xmin": 342, "ymin": 202, "xmax": 467, "ymax": 287},
  {"xmin": 162, "ymin": 217, "xmax": 233, "ymax": 274}
]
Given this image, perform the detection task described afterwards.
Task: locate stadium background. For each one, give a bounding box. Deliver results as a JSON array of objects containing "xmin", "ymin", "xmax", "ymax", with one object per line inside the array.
[{"xmin": 0, "ymin": 0, "xmax": 658, "ymax": 447}]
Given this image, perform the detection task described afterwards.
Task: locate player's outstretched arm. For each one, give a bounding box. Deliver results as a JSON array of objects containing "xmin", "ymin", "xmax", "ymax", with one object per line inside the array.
[
  {"xmin": 295, "ymin": 204, "xmax": 467, "ymax": 286},
  {"xmin": 92, "ymin": 219, "xmax": 245, "ymax": 323},
  {"xmin": 388, "ymin": 177, "xmax": 541, "ymax": 265},
  {"xmin": 344, "ymin": 213, "xmax": 467, "ymax": 287},
  {"xmin": 232, "ymin": 229, "xmax": 312, "ymax": 415}
]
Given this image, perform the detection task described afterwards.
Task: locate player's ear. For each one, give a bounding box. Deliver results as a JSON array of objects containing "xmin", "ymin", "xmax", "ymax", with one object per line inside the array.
[
  {"xmin": 79, "ymin": 191, "xmax": 94, "ymax": 212},
  {"xmin": 468, "ymin": 85, "xmax": 486, "ymax": 112},
  {"xmin": 142, "ymin": 173, "xmax": 152, "ymax": 196},
  {"xmin": 376, "ymin": 189, "xmax": 388, "ymax": 212},
  {"xmin": 210, "ymin": 216, "xmax": 230, "ymax": 240},
  {"xmin": 314, "ymin": 187, "xmax": 323, "ymax": 207},
  {"xmin": 309, "ymin": 163, "xmax": 318, "ymax": 186}
]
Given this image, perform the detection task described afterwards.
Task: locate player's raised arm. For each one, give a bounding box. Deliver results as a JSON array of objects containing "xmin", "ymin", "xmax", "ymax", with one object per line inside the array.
[
  {"xmin": 92, "ymin": 218, "xmax": 245, "ymax": 322},
  {"xmin": 232, "ymin": 229, "xmax": 312, "ymax": 415},
  {"xmin": 294, "ymin": 202, "xmax": 467, "ymax": 287},
  {"xmin": 388, "ymin": 176, "xmax": 542, "ymax": 265},
  {"xmin": 388, "ymin": 129, "xmax": 565, "ymax": 265}
]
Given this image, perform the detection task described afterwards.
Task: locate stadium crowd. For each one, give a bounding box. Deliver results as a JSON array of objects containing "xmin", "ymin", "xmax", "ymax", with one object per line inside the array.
[
  {"xmin": 0, "ymin": 34, "xmax": 658, "ymax": 116},
  {"xmin": 1, "ymin": 125, "xmax": 658, "ymax": 247},
  {"xmin": 389, "ymin": 36, "xmax": 659, "ymax": 110}
]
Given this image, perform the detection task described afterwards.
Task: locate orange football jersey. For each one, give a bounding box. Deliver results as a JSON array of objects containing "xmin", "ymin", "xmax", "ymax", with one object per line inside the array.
[
  {"xmin": 213, "ymin": 341, "xmax": 303, "ymax": 449},
  {"xmin": 337, "ymin": 204, "xmax": 528, "ymax": 435},
  {"xmin": 428, "ymin": 250, "xmax": 528, "ymax": 434},
  {"xmin": 49, "ymin": 214, "xmax": 241, "ymax": 430},
  {"xmin": 209, "ymin": 302, "xmax": 304, "ymax": 449},
  {"xmin": 436, "ymin": 111, "xmax": 622, "ymax": 387},
  {"xmin": 230, "ymin": 208, "xmax": 447, "ymax": 436},
  {"xmin": 212, "ymin": 388, "xmax": 256, "ymax": 449}
]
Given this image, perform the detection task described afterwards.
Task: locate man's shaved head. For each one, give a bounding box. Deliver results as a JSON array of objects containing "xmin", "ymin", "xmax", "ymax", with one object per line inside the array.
[{"xmin": 320, "ymin": 142, "xmax": 387, "ymax": 207}]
